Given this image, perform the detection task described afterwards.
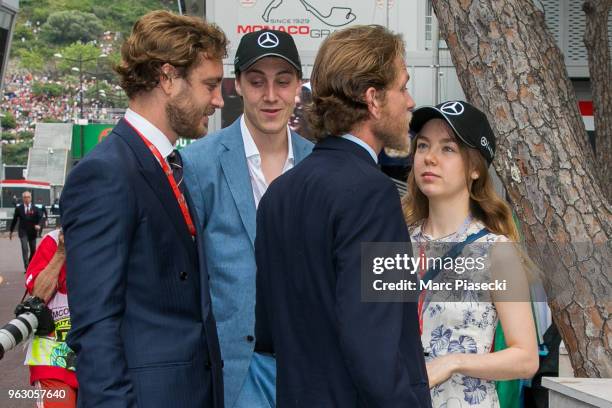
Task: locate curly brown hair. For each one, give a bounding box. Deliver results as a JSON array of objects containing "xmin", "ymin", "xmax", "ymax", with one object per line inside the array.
[
  {"xmin": 306, "ymin": 25, "xmax": 405, "ymax": 140},
  {"xmin": 115, "ymin": 10, "xmax": 228, "ymax": 99}
]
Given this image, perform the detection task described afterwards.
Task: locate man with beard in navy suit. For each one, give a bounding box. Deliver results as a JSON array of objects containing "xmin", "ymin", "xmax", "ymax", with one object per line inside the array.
[
  {"xmin": 60, "ymin": 11, "xmax": 227, "ymax": 407},
  {"xmin": 255, "ymin": 25, "xmax": 432, "ymax": 407}
]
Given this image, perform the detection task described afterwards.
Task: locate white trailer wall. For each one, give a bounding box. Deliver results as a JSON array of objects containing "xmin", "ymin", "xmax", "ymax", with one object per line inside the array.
[{"xmin": 201, "ymin": 0, "xmax": 607, "ymax": 132}]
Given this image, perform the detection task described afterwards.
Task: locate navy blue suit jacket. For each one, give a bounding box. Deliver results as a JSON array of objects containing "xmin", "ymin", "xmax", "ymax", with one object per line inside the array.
[
  {"xmin": 61, "ymin": 119, "xmax": 223, "ymax": 408},
  {"xmin": 10, "ymin": 204, "xmax": 43, "ymax": 239},
  {"xmin": 255, "ymin": 137, "xmax": 431, "ymax": 407}
]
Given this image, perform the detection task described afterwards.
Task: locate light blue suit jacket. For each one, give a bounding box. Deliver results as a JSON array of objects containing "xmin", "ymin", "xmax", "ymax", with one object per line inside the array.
[{"xmin": 182, "ymin": 117, "xmax": 313, "ymax": 407}]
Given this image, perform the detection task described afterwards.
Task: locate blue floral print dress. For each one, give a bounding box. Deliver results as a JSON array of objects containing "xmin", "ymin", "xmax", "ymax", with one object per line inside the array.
[{"xmin": 410, "ymin": 220, "xmax": 510, "ymax": 408}]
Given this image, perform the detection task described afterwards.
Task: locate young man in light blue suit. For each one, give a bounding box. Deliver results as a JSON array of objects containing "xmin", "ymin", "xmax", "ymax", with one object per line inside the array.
[{"xmin": 182, "ymin": 30, "xmax": 313, "ymax": 408}]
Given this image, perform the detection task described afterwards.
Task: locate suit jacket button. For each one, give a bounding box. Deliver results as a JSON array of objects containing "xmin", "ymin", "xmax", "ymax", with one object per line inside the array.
[
  {"xmin": 246, "ymin": 335, "xmax": 254, "ymax": 342},
  {"xmin": 179, "ymin": 271, "xmax": 188, "ymax": 280}
]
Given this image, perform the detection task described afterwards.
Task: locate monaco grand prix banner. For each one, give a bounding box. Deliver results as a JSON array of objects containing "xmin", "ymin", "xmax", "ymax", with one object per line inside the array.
[{"xmin": 209, "ymin": 0, "xmax": 396, "ymax": 65}]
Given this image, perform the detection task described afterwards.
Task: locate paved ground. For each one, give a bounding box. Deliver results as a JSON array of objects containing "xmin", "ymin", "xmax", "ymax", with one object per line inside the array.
[{"xmin": 0, "ymin": 233, "xmax": 42, "ymax": 407}]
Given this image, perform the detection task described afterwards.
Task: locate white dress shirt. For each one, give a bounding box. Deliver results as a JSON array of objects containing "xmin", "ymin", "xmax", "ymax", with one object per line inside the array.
[
  {"xmin": 341, "ymin": 134, "xmax": 379, "ymax": 163},
  {"xmin": 240, "ymin": 115, "xmax": 294, "ymax": 208},
  {"xmin": 125, "ymin": 108, "xmax": 175, "ymax": 164},
  {"xmin": 124, "ymin": 109, "xmax": 193, "ymax": 224}
]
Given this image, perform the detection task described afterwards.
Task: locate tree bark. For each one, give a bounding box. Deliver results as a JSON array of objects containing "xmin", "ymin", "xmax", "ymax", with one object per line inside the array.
[
  {"xmin": 432, "ymin": 0, "xmax": 611, "ymax": 377},
  {"xmin": 583, "ymin": 0, "xmax": 612, "ymax": 202}
]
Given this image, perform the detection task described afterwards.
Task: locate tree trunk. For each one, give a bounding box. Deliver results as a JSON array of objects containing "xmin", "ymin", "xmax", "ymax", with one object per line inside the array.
[
  {"xmin": 583, "ymin": 0, "xmax": 612, "ymax": 202},
  {"xmin": 432, "ymin": 0, "xmax": 611, "ymax": 377}
]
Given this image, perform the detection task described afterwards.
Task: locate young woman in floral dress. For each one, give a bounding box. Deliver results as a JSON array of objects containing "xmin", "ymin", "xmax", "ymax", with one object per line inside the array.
[{"xmin": 403, "ymin": 101, "xmax": 539, "ymax": 407}]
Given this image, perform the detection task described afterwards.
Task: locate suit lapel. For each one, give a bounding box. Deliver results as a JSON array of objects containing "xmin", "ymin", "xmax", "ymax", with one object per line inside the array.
[
  {"xmin": 219, "ymin": 121, "xmax": 257, "ymax": 247},
  {"xmin": 115, "ymin": 119, "xmax": 196, "ymax": 257},
  {"xmin": 185, "ymin": 186, "xmax": 213, "ymax": 317},
  {"xmin": 217, "ymin": 123, "xmax": 311, "ymax": 248},
  {"xmin": 291, "ymin": 131, "xmax": 311, "ymax": 163}
]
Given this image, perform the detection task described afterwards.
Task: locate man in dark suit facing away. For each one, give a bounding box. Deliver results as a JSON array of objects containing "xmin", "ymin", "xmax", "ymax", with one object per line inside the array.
[
  {"xmin": 255, "ymin": 25, "xmax": 432, "ymax": 407},
  {"xmin": 10, "ymin": 191, "xmax": 43, "ymax": 270},
  {"xmin": 60, "ymin": 11, "xmax": 227, "ymax": 408}
]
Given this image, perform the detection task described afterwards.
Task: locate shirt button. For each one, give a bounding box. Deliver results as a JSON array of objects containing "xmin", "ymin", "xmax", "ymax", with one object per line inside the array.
[
  {"xmin": 246, "ymin": 335, "xmax": 254, "ymax": 342},
  {"xmin": 179, "ymin": 271, "xmax": 188, "ymax": 280}
]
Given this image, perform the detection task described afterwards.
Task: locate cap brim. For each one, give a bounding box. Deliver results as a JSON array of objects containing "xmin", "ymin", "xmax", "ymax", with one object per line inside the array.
[
  {"xmin": 410, "ymin": 106, "xmax": 476, "ymax": 148},
  {"xmin": 237, "ymin": 53, "xmax": 301, "ymax": 74}
]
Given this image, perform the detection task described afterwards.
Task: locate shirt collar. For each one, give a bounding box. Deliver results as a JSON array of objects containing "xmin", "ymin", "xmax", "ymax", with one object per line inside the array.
[
  {"xmin": 240, "ymin": 115, "xmax": 294, "ymax": 162},
  {"xmin": 125, "ymin": 108, "xmax": 175, "ymax": 159},
  {"xmin": 341, "ymin": 134, "xmax": 379, "ymax": 163}
]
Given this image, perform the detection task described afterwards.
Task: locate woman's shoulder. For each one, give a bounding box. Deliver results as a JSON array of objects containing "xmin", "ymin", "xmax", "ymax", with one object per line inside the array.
[
  {"xmin": 408, "ymin": 220, "xmax": 425, "ymax": 239},
  {"xmin": 469, "ymin": 221, "xmax": 512, "ymax": 244}
]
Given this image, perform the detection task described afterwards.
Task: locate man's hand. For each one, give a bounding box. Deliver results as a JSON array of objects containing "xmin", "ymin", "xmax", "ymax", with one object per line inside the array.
[
  {"xmin": 35, "ymin": 225, "xmax": 41, "ymax": 231},
  {"xmin": 57, "ymin": 231, "xmax": 65, "ymax": 250}
]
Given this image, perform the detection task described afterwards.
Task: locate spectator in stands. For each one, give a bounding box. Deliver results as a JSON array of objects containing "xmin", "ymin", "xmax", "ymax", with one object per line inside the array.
[{"xmin": 2, "ymin": 72, "xmax": 121, "ymax": 131}]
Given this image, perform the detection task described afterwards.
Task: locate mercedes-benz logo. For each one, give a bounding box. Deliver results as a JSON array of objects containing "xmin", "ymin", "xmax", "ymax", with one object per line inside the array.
[
  {"xmin": 257, "ymin": 32, "xmax": 280, "ymax": 48},
  {"xmin": 481, "ymin": 137, "xmax": 488, "ymax": 147},
  {"xmin": 440, "ymin": 101, "xmax": 464, "ymax": 116}
]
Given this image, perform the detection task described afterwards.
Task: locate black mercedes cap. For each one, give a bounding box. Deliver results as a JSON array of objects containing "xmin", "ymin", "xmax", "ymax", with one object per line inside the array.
[
  {"xmin": 234, "ymin": 30, "xmax": 302, "ymax": 76},
  {"xmin": 410, "ymin": 100, "xmax": 496, "ymax": 165}
]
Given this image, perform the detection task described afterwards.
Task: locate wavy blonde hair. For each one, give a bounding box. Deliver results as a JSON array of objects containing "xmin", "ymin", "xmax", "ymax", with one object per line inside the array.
[{"xmin": 306, "ymin": 25, "xmax": 405, "ymax": 140}]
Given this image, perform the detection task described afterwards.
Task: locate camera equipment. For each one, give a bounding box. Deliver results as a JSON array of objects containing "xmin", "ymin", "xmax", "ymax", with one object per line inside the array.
[{"xmin": 0, "ymin": 297, "xmax": 54, "ymax": 360}]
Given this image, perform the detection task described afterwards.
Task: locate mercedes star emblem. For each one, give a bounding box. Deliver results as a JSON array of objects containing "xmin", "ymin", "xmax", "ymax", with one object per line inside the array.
[
  {"xmin": 440, "ymin": 101, "xmax": 465, "ymax": 115},
  {"xmin": 257, "ymin": 32, "xmax": 280, "ymax": 48}
]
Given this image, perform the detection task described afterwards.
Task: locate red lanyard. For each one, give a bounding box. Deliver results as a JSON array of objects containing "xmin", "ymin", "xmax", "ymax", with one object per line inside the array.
[
  {"xmin": 125, "ymin": 119, "xmax": 196, "ymax": 237},
  {"xmin": 417, "ymin": 244, "xmax": 427, "ymax": 335}
]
